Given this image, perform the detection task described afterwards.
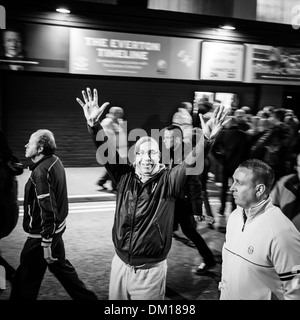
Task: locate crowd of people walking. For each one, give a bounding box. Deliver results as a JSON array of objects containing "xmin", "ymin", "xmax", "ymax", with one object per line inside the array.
[{"xmin": 1, "ymin": 88, "xmax": 300, "ymax": 300}]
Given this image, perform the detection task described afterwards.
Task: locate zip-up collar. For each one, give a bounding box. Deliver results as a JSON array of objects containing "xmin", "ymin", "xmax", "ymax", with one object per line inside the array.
[
  {"xmin": 29, "ymin": 155, "xmax": 54, "ymax": 171},
  {"xmin": 244, "ymin": 195, "xmax": 272, "ymax": 220}
]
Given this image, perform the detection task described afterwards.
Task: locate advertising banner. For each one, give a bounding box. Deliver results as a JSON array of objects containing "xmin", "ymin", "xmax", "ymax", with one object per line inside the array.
[
  {"xmin": 69, "ymin": 28, "xmax": 200, "ymax": 80},
  {"xmin": 200, "ymin": 41, "xmax": 244, "ymax": 81},
  {"xmin": 0, "ymin": 23, "xmax": 69, "ymax": 72},
  {"xmin": 244, "ymin": 44, "xmax": 300, "ymax": 85}
]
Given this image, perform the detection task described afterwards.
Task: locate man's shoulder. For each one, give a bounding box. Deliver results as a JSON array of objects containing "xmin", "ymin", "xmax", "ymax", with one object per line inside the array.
[{"xmin": 36, "ymin": 155, "xmax": 63, "ymax": 171}]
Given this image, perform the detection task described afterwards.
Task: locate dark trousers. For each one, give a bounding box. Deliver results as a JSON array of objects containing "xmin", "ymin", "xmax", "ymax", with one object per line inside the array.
[
  {"xmin": 10, "ymin": 230, "xmax": 97, "ymax": 300},
  {"xmin": 174, "ymin": 200, "xmax": 215, "ymax": 265}
]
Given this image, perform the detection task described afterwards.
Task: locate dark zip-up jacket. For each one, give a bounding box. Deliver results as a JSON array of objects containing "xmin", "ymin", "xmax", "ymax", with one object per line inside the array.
[
  {"xmin": 89, "ymin": 123, "xmax": 190, "ymax": 266},
  {"xmin": 23, "ymin": 155, "xmax": 68, "ymax": 245}
]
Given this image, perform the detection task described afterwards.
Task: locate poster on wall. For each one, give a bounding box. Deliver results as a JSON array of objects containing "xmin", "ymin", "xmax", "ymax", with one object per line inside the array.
[
  {"xmin": 0, "ymin": 23, "xmax": 70, "ymax": 72},
  {"xmin": 244, "ymin": 44, "xmax": 300, "ymax": 85},
  {"xmin": 69, "ymin": 28, "xmax": 200, "ymax": 80},
  {"xmin": 200, "ymin": 41, "xmax": 244, "ymax": 81}
]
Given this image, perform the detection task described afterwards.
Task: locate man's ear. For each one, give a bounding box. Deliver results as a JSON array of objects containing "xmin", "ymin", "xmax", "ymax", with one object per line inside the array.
[
  {"xmin": 37, "ymin": 145, "xmax": 44, "ymax": 155},
  {"xmin": 256, "ymin": 184, "xmax": 265, "ymax": 196}
]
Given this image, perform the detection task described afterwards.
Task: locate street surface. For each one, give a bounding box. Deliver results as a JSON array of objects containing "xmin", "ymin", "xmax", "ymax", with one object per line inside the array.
[{"xmin": 0, "ymin": 200, "xmax": 227, "ymax": 300}]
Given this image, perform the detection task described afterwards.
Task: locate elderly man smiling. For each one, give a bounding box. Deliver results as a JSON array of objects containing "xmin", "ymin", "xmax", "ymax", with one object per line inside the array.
[{"xmin": 77, "ymin": 87, "xmax": 228, "ymax": 300}]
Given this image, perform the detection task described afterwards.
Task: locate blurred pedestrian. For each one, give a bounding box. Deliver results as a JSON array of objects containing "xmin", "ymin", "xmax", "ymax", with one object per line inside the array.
[
  {"xmin": 0, "ymin": 130, "xmax": 23, "ymax": 290},
  {"xmin": 77, "ymin": 87, "xmax": 229, "ymax": 300},
  {"xmin": 211, "ymin": 116, "xmax": 251, "ymax": 216},
  {"xmin": 219, "ymin": 159, "xmax": 300, "ymax": 300},
  {"xmin": 233, "ymin": 108, "xmax": 250, "ymax": 131},
  {"xmin": 250, "ymin": 108, "xmax": 291, "ymax": 184},
  {"xmin": 270, "ymin": 152, "xmax": 300, "ymax": 232},
  {"xmin": 97, "ymin": 106, "xmax": 127, "ymax": 191},
  {"xmin": 199, "ymin": 157, "xmax": 214, "ymax": 227},
  {"xmin": 172, "ymin": 103, "xmax": 193, "ymax": 145},
  {"xmin": 163, "ymin": 124, "xmax": 216, "ymax": 275},
  {"xmin": 10, "ymin": 129, "xmax": 97, "ymax": 300}
]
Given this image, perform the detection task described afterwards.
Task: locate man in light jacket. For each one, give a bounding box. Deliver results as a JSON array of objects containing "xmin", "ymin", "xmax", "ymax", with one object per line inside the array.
[{"xmin": 219, "ymin": 159, "xmax": 300, "ymax": 300}]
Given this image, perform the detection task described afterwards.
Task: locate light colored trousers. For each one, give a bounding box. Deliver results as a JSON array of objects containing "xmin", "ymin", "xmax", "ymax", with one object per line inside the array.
[{"xmin": 109, "ymin": 254, "xmax": 167, "ymax": 300}]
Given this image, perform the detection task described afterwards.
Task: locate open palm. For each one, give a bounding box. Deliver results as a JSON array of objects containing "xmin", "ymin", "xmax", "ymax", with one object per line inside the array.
[
  {"xmin": 199, "ymin": 105, "xmax": 230, "ymax": 140},
  {"xmin": 76, "ymin": 87, "xmax": 109, "ymax": 126}
]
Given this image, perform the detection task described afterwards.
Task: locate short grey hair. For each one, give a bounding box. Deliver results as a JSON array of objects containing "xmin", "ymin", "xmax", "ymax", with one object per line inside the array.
[{"xmin": 35, "ymin": 129, "xmax": 57, "ymax": 155}]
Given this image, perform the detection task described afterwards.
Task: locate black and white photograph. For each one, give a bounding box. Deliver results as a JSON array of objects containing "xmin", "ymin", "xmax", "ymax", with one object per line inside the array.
[{"xmin": 0, "ymin": 0, "xmax": 300, "ymax": 313}]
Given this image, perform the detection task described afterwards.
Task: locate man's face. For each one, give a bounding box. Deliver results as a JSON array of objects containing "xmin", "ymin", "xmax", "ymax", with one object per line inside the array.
[
  {"xmin": 135, "ymin": 141, "xmax": 160, "ymax": 175},
  {"xmin": 3, "ymin": 31, "xmax": 22, "ymax": 57},
  {"xmin": 163, "ymin": 130, "xmax": 175, "ymax": 150},
  {"xmin": 230, "ymin": 167, "xmax": 258, "ymax": 209},
  {"xmin": 25, "ymin": 133, "xmax": 39, "ymax": 160}
]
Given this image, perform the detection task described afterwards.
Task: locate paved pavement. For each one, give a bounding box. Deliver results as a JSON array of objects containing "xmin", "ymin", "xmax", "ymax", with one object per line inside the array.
[
  {"xmin": 16, "ymin": 166, "xmax": 228, "ymax": 230},
  {"xmin": 16, "ymin": 166, "xmax": 224, "ymax": 204},
  {"xmin": 17, "ymin": 167, "xmax": 117, "ymax": 204},
  {"xmin": 0, "ymin": 166, "xmax": 230, "ymax": 303}
]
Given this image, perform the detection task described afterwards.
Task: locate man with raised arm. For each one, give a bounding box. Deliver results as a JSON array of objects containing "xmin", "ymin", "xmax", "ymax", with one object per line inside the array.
[{"xmin": 77, "ymin": 87, "xmax": 228, "ymax": 300}]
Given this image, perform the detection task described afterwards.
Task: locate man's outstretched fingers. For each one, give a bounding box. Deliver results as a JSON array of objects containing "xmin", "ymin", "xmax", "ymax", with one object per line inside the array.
[
  {"xmin": 87, "ymin": 87, "xmax": 93, "ymax": 101},
  {"xmin": 94, "ymin": 88, "xmax": 98, "ymax": 104},
  {"xmin": 82, "ymin": 90, "xmax": 88, "ymax": 103},
  {"xmin": 76, "ymin": 97, "xmax": 84, "ymax": 108}
]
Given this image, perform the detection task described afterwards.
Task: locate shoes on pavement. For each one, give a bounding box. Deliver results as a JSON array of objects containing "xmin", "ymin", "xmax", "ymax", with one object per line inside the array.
[
  {"xmin": 172, "ymin": 232, "xmax": 181, "ymax": 239},
  {"xmin": 195, "ymin": 261, "xmax": 216, "ymax": 275},
  {"xmin": 186, "ymin": 240, "xmax": 196, "ymax": 248},
  {"xmin": 204, "ymin": 216, "xmax": 215, "ymax": 229}
]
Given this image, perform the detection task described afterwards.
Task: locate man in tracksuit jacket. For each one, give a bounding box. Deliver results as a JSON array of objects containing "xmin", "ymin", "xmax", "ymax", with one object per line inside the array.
[
  {"xmin": 77, "ymin": 87, "xmax": 229, "ymax": 300},
  {"xmin": 10, "ymin": 129, "xmax": 97, "ymax": 300},
  {"xmin": 219, "ymin": 159, "xmax": 300, "ymax": 300}
]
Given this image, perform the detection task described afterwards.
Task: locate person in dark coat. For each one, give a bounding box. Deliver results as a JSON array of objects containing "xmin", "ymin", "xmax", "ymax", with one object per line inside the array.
[
  {"xmin": 211, "ymin": 116, "xmax": 251, "ymax": 215},
  {"xmin": 76, "ymin": 87, "xmax": 229, "ymax": 300},
  {"xmin": 250, "ymin": 108, "xmax": 291, "ymax": 185},
  {"xmin": 10, "ymin": 129, "xmax": 97, "ymax": 300},
  {"xmin": 163, "ymin": 124, "xmax": 216, "ymax": 275},
  {"xmin": 271, "ymin": 152, "xmax": 300, "ymax": 232},
  {"xmin": 0, "ymin": 130, "xmax": 23, "ymax": 289}
]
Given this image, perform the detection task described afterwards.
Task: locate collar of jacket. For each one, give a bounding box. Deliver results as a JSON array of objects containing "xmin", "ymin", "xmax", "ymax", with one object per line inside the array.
[
  {"xmin": 244, "ymin": 195, "xmax": 272, "ymax": 220},
  {"xmin": 29, "ymin": 155, "xmax": 54, "ymax": 171}
]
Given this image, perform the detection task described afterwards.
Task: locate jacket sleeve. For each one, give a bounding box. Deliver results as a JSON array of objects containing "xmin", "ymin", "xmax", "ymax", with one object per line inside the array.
[
  {"xmin": 32, "ymin": 170, "xmax": 57, "ymax": 245},
  {"xmin": 271, "ymin": 227, "xmax": 300, "ymax": 300}
]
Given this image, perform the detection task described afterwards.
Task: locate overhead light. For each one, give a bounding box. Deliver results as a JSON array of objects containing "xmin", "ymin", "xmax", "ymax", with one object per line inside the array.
[
  {"xmin": 56, "ymin": 8, "xmax": 71, "ymax": 14},
  {"xmin": 220, "ymin": 25, "xmax": 236, "ymax": 30}
]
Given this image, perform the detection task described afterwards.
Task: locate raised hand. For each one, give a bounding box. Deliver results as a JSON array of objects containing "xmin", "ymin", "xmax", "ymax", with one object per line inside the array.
[
  {"xmin": 199, "ymin": 105, "xmax": 231, "ymax": 140},
  {"xmin": 76, "ymin": 87, "xmax": 109, "ymax": 127}
]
